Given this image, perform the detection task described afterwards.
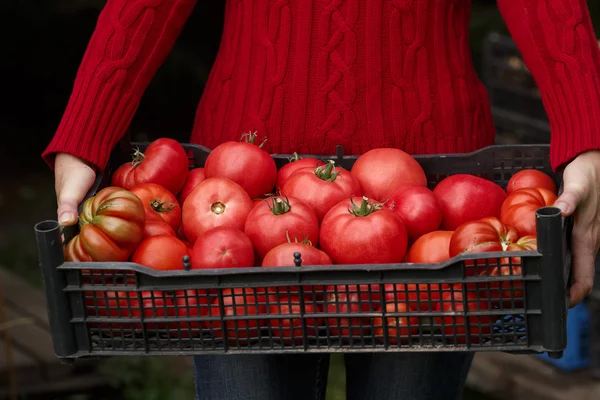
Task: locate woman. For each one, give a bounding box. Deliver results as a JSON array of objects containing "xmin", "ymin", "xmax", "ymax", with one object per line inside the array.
[{"xmin": 44, "ymin": 1, "xmax": 600, "ymax": 399}]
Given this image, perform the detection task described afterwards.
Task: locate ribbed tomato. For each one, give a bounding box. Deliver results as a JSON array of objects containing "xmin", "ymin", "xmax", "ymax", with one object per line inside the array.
[
  {"xmin": 130, "ymin": 183, "xmax": 181, "ymax": 231},
  {"xmin": 182, "ymin": 177, "xmax": 254, "ymax": 244},
  {"xmin": 64, "ymin": 187, "xmax": 145, "ymax": 262},
  {"xmin": 204, "ymin": 132, "xmax": 277, "ymax": 199},
  {"xmin": 111, "ymin": 138, "xmax": 189, "ymax": 195},
  {"xmin": 131, "ymin": 234, "xmax": 190, "ymax": 271},
  {"xmin": 281, "ymin": 161, "xmax": 361, "ymax": 222},
  {"xmin": 500, "ymin": 187, "xmax": 557, "ymax": 236},
  {"xmin": 178, "ymin": 168, "xmax": 206, "ymax": 205},
  {"xmin": 191, "ymin": 227, "xmax": 255, "ymax": 269},
  {"xmin": 449, "ymin": 217, "xmax": 518, "ymax": 258},
  {"xmin": 276, "ymin": 153, "xmax": 323, "ymax": 191},
  {"xmin": 245, "ymin": 195, "xmax": 319, "ymax": 259},
  {"xmin": 320, "ymin": 197, "xmax": 408, "ymax": 264},
  {"xmin": 506, "ymin": 169, "xmax": 557, "ymax": 194}
]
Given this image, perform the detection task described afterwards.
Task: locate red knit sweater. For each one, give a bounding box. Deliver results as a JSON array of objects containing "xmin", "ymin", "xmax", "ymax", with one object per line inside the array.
[{"xmin": 43, "ymin": 0, "xmax": 600, "ymax": 172}]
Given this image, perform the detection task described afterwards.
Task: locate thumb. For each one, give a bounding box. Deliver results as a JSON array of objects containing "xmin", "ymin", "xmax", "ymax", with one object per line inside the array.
[
  {"xmin": 553, "ymin": 183, "xmax": 585, "ymax": 217},
  {"xmin": 55, "ymin": 154, "xmax": 96, "ymax": 226}
]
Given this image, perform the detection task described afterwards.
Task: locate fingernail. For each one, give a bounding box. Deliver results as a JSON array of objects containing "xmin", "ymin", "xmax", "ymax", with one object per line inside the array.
[
  {"xmin": 554, "ymin": 202, "xmax": 569, "ymax": 215},
  {"xmin": 59, "ymin": 212, "xmax": 75, "ymax": 225}
]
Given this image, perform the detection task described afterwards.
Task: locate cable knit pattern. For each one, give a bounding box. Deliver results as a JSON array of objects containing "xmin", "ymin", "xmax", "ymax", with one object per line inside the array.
[{"xmin": 44, "ymin": 0, "xmax": 600, "ymax": 172}]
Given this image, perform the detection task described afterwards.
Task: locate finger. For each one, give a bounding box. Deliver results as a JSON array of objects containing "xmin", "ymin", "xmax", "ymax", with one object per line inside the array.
[
  {"xmin": 568, "ymin": 228, "xmax": 596, "ymax": 307},
  {"xmin": 57, "ymin": 176, "xmax": 90, "ymax": 226},
  {"xmin": 554, "ymin": 183, "xmax": 586, "ymax": 217}
]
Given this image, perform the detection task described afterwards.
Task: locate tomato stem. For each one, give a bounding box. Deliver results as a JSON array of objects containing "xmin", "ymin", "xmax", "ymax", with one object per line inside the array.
[
  {"xmin": 267, "ymin": 196, "xmax": 291, "ymax": 215},
  {"xmin": 150, "ymin": 199, "xmax": 176, "ymax": 213},
  {"xmin": 314, "ymin": 160, "xmax": 339, "ymax": 182},
  {"xmin": 210, "ymin": 201, "xmax": 226, "ymax": 215},
  {"xmin": 131, "ymin": 147, "xmax": 146, "ymax": 168},
  {"xmin": 348, "ymin": 196, "xmax": 382, "ymax": 217},
  {"xmin": 240, "ymin": 131, "xmax": 268, "ymax": 148},
  {"xmin": 289, "ymin": 152, "xmax": 302, "ymax": 163}
]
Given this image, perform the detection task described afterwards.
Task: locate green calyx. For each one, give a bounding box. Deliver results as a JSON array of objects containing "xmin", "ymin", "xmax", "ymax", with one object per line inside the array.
[
  {"xmin": 267, "ymin": 195, "xmax": 292, "ymax": 215},
  {"xmin": 348, "ymin": 196, "xmax": 382, "ymax": 217},
  {"xmin": 150, "ymin": 199, "xmax": 176, "ymax": 213},
  {"xmin": 240, "ymin": 131, "xmax": 267, "ymax": 148},
  {"xmin": 285, "ymin": 229, "xmax": 313, "ymax": 246},
  {"xmin": 314, "ymin": 160, "xmax": 339, "ymax": 182},
  {"xmin": 130, "ymin": 147, "xmax": 146, "ymax": 168}
]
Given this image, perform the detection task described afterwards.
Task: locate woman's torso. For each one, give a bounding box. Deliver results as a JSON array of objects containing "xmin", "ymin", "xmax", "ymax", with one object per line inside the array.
[{"xmin": 191, "ymin": 0, "xmax": 495, "ymax": 156}]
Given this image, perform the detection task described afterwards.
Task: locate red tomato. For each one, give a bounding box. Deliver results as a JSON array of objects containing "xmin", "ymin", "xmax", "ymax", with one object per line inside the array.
[
  {"xmin": 178, "ymin": 168, "xmax": 206, "ymax": 205},
  {"xmin": 191, "ymin": 227, "xmax": 255, "ymax": 269},
  {"xmin": 131, "ymin": 234, "xmax": 190, "ymax": 271},
  {"xmin": 449, "ymin": 217, "xmax": 518, "ymax": 258},
  {"xmin": 325, "ymin": 285, "xmax": 378, "ymax": 338},
  {"xmin": 438, "ymin": 291, "xmax": 491, "ymax": 344},
  {"xmin": 384, "ymin": 284, "xmax": 441, "ymax": 311},
  {"xmin": 406, "ymin": 230, "xmax": 453, "ymax": 264},
  {"xmin": 176, "ymin": 225, "xmax": 188, "ymax": 241},
  {"xmin": 173, "ymin": 289, "xmax": 210, "ymax": 337},
  {"xmin": 276, "ymin": 154, "xmax": 323, "ymax": 191},
  {"xmin": 320, "ymin": 196, "xmax": 408, "ymax": 264},
  {"xmin": 351, "ymin": 148, "xmax": 427, "ymax": 201},
  {"xmin": 372, "ymin": 302, "xmax": 419, "ymax": 345},
  {"xmin": 182, "ymin": 177, "xmax": 254, "ymax": 244},
  {"xmin": 262, "ymin": 242, "xmax": 332, "ymax": 267},
  {"xmin": 281, "ymin": 161, "xmax": 361, "ymax": 222},
  {"xmin": 500, "ymin": 187, "xmax": 557, "ymax": 236},
  {"xmin": 268, "ymin": 295, "xmax": 320, "ymax": 344},
  {"xmin": 507, "ymin": 169, "xmax": 557, "ymax": 195},
  {"xmin": 142, "ymin": 220, "xmax": 176, "ymax": 238},
  {"xmin": 244, "ymin": 195, "xmax": 320, "ymax": 259},
  {"xmin": 204, "ymin": 132, "xmax": 277, "ymax": 199},
  {"xmin": 433, "ymin": 174, "xmax": 507, "ymax": 230},
  {"xmin": 130, "ymin": 183, "xmax": 182, "ymax": 231},
  {"xmin": 111, "ymin": 138, "xmax": 189, "ymax": 195},
  {"xmin": 384, "ymin": 185, "xmax": 443, "ymax": 242},
  {"xmin": 64, "ymin": 187, "xmax": 146, "ymax": 262},
  {"xmin": 206, "ymin": 288, "xmax": 266, "ymax": 343}
]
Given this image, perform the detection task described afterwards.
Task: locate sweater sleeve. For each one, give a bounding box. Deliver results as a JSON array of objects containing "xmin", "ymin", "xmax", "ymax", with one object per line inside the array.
[
  {"xmin": 497, "ymin": 0, "xmax": 600, "ymax": 171},
  {"xmin": 42, "ymin": 0, "xmax": 197, "ymax": 171}
]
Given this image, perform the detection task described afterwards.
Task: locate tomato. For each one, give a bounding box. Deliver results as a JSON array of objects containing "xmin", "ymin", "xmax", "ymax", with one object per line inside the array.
[
  {"xmin": 433, "ymin": 174, "xmax": 507, "ymax": 230},
  {"xmin": 281, "ymin": 161, "xmax": 361, "ymax": 222},
  {"xmin": 111, "ymin": 138, "xmax": 189, "ymax": 195},
  {"xmin": 262, "ymin": 242, "xmax": 332, "ymax": 267},
  {"xmin": 406, "ymin": 230, "xmax": 453, "ymax": 264},
  {"xmin": 176, "ymin": 224, "xmax": 188, "ymax": 241},
  {"xmin": 204, "ymin": 132, "xmax": 277, "ymax": 199},
  {"xmin": 130, "ymin": 183, "xmax": 182, "ymax": 231},
  {"xmin": 206, "ymin": 288, "xmax": 266, "ymax": 343},
  {"xmin": 268, "ymin": 295, "xmax": 320, "ymax": 344},
  {"xmin": 325, "ymin": 285, "xmax": 377, "ymax": 338},
  {"xmin": 449, "ymin": 217, "xmax": 518, "ymax": 258},
  {"xmin": 276, "ymin": 153, "xmax": 323, "ymax": 191},
  {"xmin": 506, "ymin": 169, "xmax": 557, "ymax": 195},
  {"xmin": 244, "ymin": 195, "xmax": 319, "ymax": 259},
  {"xmin": 384, "ymin": 185, "xmax": 443, "ymax": 242},
  {"xmin": 131, "ymin": 234, "xmax": 190, "ymax": 271},
  {"xmin": 372, "ymin": 302, "xmax": 419, "ymax": 344},
  {"xmin": 384, "ymin": 284, "xmax": 442, "ymax": 311},
  {"xmin": 182, "ymin": 177, "xmax": 254, "ymax": 244},
  {"xmin": 438, "ymin": 291, "xmax": 491, "ymax": 344},
  {"xmin": 142, "ymin": 220, "xmax": 176, "ymax": 238},
  {"xmin": 350, "ymin": 148, "xmax": 427, "ymax": 201},
  {"xmin": 191, "ymin": 227, "xmax": 255, "ymax": 269},
  {"xmin": 320, "ymin": 196, "xmax": 408, "ymax": 264},
  {"xmin": 64, "ymin": 187, "xmax": 145, "ymax": 262},
  {"xmin": 500, "ymin": 187, "xmax": 557, "ymax": 236},
  {"xmin": 173, "ymin": 289, "xmax": 210, "ymax": 337},
  {"xmin": 178, "ymin": 168, "xmax": 206, "ymax": 205}
]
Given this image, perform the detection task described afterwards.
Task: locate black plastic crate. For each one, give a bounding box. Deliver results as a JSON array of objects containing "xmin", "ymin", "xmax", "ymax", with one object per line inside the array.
[{"xmin": 34, "ymin": 143, "xmax": 572, "ymax": 360}]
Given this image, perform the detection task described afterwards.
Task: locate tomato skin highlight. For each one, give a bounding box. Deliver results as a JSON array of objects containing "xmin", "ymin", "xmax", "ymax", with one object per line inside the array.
[
  {"xmin": 182, "ymin": 177, "xmax": 254, "ymax": 244},
  {"xmin": 433, "ymin": 174, "xmax": 507, "ymax": 231},
  {"xmin": 111, "ymin": 138, "xmax": 189, "ymax": 195},
  {"xmin": 131, "ymin": 234, "xmax": 190, "ymax": 271},
  {"xmin": 178, "ymin": 168, "xmax": 206, "ymax": 205},
  {"xmin": 191, "ymin": 227, "xmax": 255, "ymax": 269},
  {"xmin": 130, "ymin": 183, "xmax": 182, "ymax": 231},
  {"xmin": 350, "ymin": 148, "xmax": 427, "ymax": 201},
  {"xmin": 506, "ymin": 169, "xmax": 557, "ymax": 195}
]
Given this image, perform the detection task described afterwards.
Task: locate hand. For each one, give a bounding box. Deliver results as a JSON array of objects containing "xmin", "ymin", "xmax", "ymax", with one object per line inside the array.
[
  {"xmin": 54, "ymin": 153, "xmax": 96, "ymax": 226},
  {"xmin": 554, "ymin": 150, "xmax": 600, "ymax": 307}
]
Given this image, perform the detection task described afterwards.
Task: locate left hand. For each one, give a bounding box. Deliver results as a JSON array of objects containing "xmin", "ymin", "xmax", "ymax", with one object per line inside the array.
[{"xmin": 554, "ymin": 150, "xmax": 600, "ymax": 307}]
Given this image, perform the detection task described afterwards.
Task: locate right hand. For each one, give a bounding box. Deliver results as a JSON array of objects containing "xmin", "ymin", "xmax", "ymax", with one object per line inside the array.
[{"xmin": 54, "ymin": 153, "xmax": 96, "ymax": 226}]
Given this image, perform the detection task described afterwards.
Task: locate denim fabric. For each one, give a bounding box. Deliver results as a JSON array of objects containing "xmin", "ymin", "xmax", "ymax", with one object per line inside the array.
[{"xmin": 193, "ymin": 352, "xmax": 473, "ymax": 400}]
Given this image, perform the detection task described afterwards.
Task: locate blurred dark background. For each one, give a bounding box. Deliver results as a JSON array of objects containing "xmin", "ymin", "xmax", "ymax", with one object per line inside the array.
[{"xmin": 2, "ymin": 1, "xmax": 600, "ymax": 399}]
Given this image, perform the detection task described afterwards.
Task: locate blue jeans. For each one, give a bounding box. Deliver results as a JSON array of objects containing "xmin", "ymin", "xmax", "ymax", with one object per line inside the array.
[{"xmin": 193, "ymin": 352, "xmax": 474, "ymax": 400}]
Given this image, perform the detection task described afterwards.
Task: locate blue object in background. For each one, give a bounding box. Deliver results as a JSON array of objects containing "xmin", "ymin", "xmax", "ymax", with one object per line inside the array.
[{"xmin": 536, "ymin": 300, "xmax": 590, "ymax": 371}]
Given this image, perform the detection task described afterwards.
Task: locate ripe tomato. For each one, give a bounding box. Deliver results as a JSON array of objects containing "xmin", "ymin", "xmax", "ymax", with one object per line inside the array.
[
  {"xmin": 111, "ymin": 138, "xmax": 189, "ymax": 195},
  {"xmin": 325, "ymin": 285, "xmax": 377, "ymax": 338},
  {"xmin": 130, "ymin": 183, "xmax": 181, "ymax": 231},
  {"xmin": 142, "ymin": 220, "xmax": 176, "ymax": 238},
  {"xmin": 182, "ymin": 177, "xmax": 254, "ymax": 244},
  {"xmin": 191, "ymin": 227, "xmax": 255, "ymax": 269},
  {"xmin": 244, "ymin": 195, "xmax": 319, "ymax": 259},
  {"xmin": 268, "ymin": 295, "xmax": 320, "ymax": 344},
  {"xmin": 372, "ymin": 302, "xmax": 419, "ymax": 345},
  {"xmin": 64, "ymin": 187, "xmax": 145, "ymax": 262},
  {"xmin": 281, "ymin": 161, "xmax": 361, "ymax": 222},
  {"xmin": 438, "ymin": 291, "xmax": 491, "ymax": 344},
  {"xmin": 433, "ymin": 174, "xmax": 506, "ymax": 230},
  {"xmin": 131, "ymin": 234, "xmax": 190, "ymax": 271},
  {"xmin": 276, "ymin": 153, "xmax": 323, "ymax": 191},
  {"xmin": 320, "ymin": 196, "xmax": 408, "ymax": 264},
  {"xmin": 500, "ymin": 187, "xmax": 557, "ymax": 236},
  {"xmin": 178, "ymin": 168, "xmax": 206, "ymax": 205},
  {"xmin": 506, "ymin": 169, "xmax": 557, "ymax": 195},
  {"xmin": 384, "ymin": 284, "xmax": 441, "ymax": 311},
  {"xmin": 406, "ymin": 230, "xmax": 453, "ymax": 263},
  {"xmin": 262, "ymin": 242, "xmax": 332, "ymax": 267},
  {"xmin": 351, "ymin": 148, "xmax": 427, "ymax": 201},
  {"xmin": 204, "ymin": 132, "xmax": 277, "ymax": 199},
  {"xmin": 206, "ymin": 288, "xmax": 266, "ymax": 343},
  {"xmin": 449, "ymin": 217, "xmax": 518, "ymax": 258},
  {"xmin": 384, "ymin": 185, "xmax": 443, "ymax": 242},
  {"xmin": 173, "ymin": 289, "xmax": 210, "ymax": 337}
]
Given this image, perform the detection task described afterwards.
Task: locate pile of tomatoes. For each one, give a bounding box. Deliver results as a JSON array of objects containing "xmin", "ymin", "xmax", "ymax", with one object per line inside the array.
[{"xmin": 67, "ymin": 134, "xmax": 559, "ymax": 345}]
